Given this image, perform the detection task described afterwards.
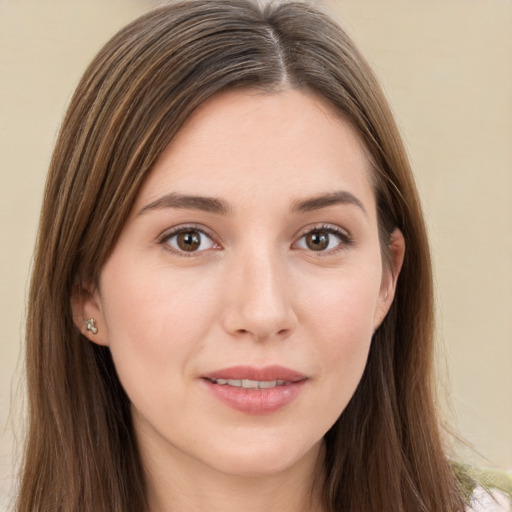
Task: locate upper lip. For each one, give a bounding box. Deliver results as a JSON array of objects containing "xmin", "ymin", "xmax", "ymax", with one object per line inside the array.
[{"xmin": 203, "ymin": 365, "xmax": 307, "ymax": 382}]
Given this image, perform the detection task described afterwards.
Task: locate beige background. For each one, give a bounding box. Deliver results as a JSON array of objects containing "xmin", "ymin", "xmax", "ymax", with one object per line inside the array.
[{"xmin": 1, "ymin": 0, "xmax": 511, "ymax": 508}]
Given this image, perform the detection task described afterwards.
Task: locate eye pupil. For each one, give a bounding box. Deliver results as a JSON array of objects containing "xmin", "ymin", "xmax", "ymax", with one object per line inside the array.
[
  {"xmin": 306, "ymin": 232, "xmax": 329, "ymax": 251},
  {"xmin": 177, "ymin": 231, "xmax": 201, "ymax": 251}
]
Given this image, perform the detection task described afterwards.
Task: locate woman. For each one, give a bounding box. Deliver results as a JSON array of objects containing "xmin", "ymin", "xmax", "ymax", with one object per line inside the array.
[{"xmin": 16, "ymin": 1, "xmax": 511, "ymax": 511}]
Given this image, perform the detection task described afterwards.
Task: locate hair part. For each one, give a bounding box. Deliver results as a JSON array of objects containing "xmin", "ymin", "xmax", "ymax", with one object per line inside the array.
[{"xmin": 18, "ymin": 1, "xmax": 465, "ymax": 511}]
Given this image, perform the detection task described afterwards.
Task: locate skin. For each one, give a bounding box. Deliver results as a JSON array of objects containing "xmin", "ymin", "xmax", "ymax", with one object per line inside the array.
[{"xmin": 76, "ymin": 88, "xmax": 404, "ymax": 512}]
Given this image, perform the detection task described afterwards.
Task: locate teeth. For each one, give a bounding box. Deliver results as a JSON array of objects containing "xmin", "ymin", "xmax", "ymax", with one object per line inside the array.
[
  {"xmin": 211, "ymin": 378, "xmax": 288, "ymax": 389},
  {"xmin": 257, "ymin": 380, "xmax": 277, "ymax": 389},
  {"xmin": 241, "ymin": 379, "xmax": 259, "ymax": 389}
]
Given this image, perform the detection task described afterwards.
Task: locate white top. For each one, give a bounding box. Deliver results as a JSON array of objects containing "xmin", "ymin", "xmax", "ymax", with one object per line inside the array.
[{"xmin": 467, "ymin": 487, "xmax": 512, "ymax": 512}]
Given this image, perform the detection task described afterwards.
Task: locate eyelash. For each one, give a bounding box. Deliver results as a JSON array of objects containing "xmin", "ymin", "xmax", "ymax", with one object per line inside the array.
[
  {"xmin": 294, "ymin": 224, "xmax": 354, "ymax": 256},
  {"xmin": 158, "ymin": 224, "xmax": 219, "ymax": 258},
  {"xmin": 158, "ymin": 223, "xmax": 353, "ymax": 257}
]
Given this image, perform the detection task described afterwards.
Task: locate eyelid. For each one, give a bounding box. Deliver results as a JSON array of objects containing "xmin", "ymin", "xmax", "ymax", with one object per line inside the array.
[
  {"xmin": 292, "ymin": 223, "xmax": 354, "ymax": 254},
  {"xmin": 157, "ymin": 223, "xmax": 221, "ymax": 256}
]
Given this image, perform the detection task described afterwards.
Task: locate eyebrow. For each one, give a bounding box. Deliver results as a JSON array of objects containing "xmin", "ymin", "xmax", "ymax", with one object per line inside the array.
[
  {"xmin": 291, "ymin": 191, "xmax": 367, "ymax": 216},
  {"xmin": 138, "ymin": 190, "xmax": 366, "ymax": 217},
  {"xmin": 138, "ymin": 193, "xmax": 233, "ymax": 216}
]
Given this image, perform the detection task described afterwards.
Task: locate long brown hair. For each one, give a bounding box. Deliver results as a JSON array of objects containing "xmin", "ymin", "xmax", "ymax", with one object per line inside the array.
[{"xmin": 17, "ymin": 1, "xmax": 465, "ymax": 511}]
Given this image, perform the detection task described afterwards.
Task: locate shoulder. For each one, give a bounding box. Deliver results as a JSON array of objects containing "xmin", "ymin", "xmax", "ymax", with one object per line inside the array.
[
  {"xmin": 466, "ymin": 485, "xmax": 511, "ymax": 512},
  {"xmin": 452, "ymin": 462, "xmax": 512, "ymax": 512}
]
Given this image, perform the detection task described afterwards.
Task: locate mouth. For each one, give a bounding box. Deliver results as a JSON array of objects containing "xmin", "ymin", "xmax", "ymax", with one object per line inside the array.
[
  {"xmin": 205, "ymin": 378, "xmax": 293, "ymax": 389},
  {"xmin": 203, "ymin": 364, "xmax": 306, "ymax": 383},
  {"xmin": 201, "ymin": 365, "xmax": 308, "ymax": 414}
]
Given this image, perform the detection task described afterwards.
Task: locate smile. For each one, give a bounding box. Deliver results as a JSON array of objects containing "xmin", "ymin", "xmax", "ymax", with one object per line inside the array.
[
  {"xmin": 202, "ymin": 366, "xmax": 307, "ymax": 414},
  {"xmin": 206, "ymin": 378, "xmax": 290, "ymax": 389}
]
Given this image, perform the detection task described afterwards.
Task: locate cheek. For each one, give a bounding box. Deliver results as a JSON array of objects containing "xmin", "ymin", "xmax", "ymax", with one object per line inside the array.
[
  {"xmin": 98, "ymin": 259, "xmax": 220, "ymax": 402},
  {"xmin": 299, "ymin": 263, "xmax": 382, "ymax": 409},
  {"xmin": 303, "ymin": 262, "xmax": 382, "ymax": 343}
]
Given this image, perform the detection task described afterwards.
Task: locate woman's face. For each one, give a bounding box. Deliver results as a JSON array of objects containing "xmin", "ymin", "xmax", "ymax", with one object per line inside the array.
[{"xmin": 80, "ymin": 89, "xmax": 402, "ymax": 478}]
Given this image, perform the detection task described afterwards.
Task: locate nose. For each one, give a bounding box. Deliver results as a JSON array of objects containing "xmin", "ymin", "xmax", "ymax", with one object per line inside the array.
[{"xmin": 220, "ymin": 249, "xmax": 298, "ymax": 342}]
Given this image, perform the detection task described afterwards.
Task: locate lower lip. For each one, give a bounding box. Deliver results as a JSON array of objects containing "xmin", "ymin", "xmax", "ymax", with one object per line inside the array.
[{"xmin": 203, "ymin": 379, "xmax": 306, "ymax": 414}]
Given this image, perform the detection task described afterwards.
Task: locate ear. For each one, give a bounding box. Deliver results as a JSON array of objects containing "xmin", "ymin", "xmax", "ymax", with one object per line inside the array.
[
  {"xmin": 373, "ymin": 228, "xmax": 405, "ymax": 330},
  {"xmin": 71, "ymin": 279, "xmax": 109, "ymax": 346}
]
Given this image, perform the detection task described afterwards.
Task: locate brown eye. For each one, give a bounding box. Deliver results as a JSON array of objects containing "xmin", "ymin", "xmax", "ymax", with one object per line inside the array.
[
  {"xmin": 176, "ymin": 231, "xmax": 201, "ymax": 251},
  {"xmin": 305, "ymin": 232, "xmax": 329, "ymax": 251},
  {"xmin": 295, "ymin": 226, "xmax": 350, "ymax": 253},
  {"xmin": 164, "ymin": 228, "xmax": 217, "ymax": 254}
]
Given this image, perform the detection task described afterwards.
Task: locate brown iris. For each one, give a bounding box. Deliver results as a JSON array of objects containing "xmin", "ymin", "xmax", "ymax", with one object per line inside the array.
[
  {"xmin": 176, "ymin": 230, "xmax": 201, "ymax": 251},
  {"xmin": 305, "ymin": 231, "xmax": 329, "ymax": 251}
]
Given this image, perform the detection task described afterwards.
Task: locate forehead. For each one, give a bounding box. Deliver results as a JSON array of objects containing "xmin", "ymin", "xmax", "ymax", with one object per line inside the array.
[{"xmin": 135, "ymin": 88, "xmax": 376, "ymax": 216}]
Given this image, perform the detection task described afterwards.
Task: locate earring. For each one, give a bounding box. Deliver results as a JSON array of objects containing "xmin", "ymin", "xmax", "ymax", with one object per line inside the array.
[{"xmin": 84, "ymin": 318, "xmax": 98, "ymax": 335}]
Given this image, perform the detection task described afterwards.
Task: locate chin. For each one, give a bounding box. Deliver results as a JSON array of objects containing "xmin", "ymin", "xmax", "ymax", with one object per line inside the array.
[{"xmin": 202, "ymin": 437, "xmax": 323, "ymax": 478}]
